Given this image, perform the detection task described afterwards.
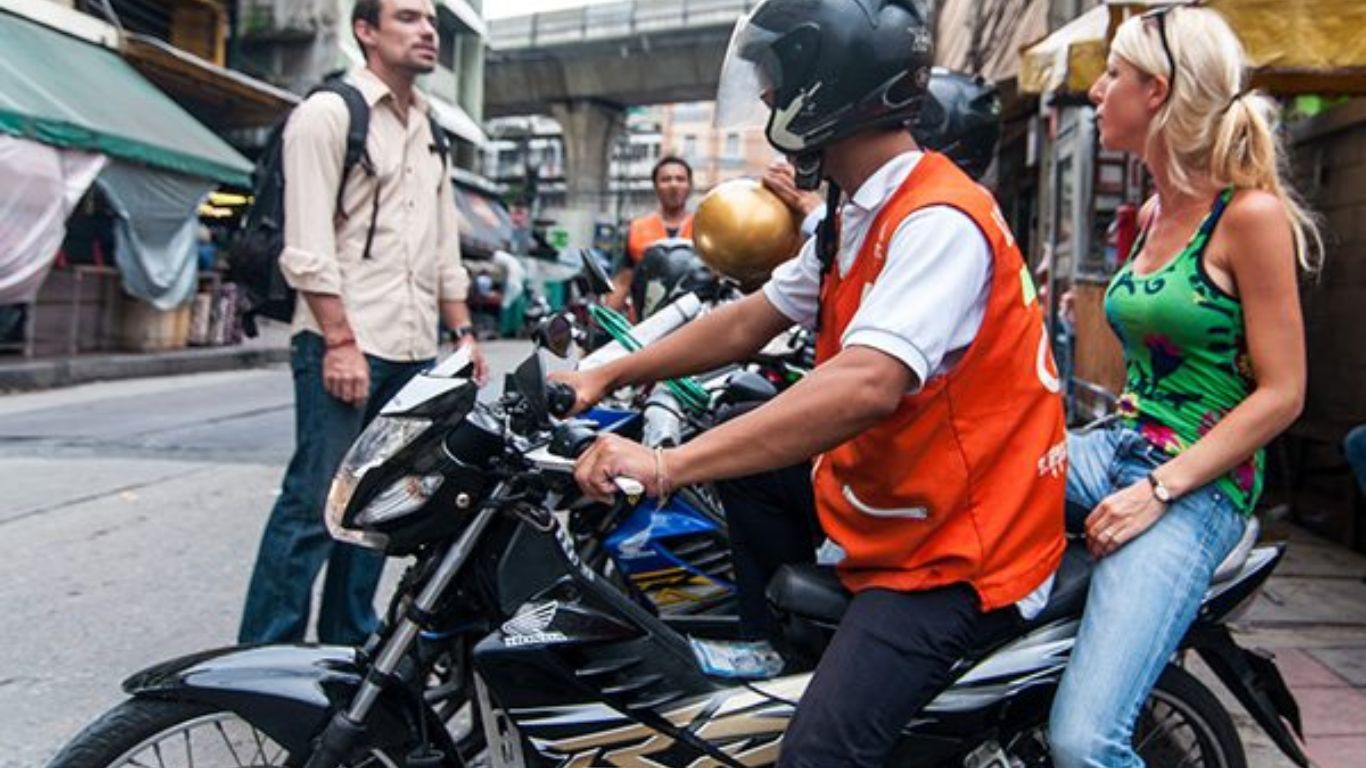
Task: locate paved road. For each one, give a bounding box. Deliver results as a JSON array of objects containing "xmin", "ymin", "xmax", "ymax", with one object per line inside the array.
[{"xmin": 0, "ymin": 341, "xmax": 534, "ymax": 767}]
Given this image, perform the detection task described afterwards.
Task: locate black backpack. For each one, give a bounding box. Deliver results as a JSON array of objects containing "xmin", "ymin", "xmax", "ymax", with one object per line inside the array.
[{"xmin": 229, "ymin": 77, "xmax": 449, "ymax": 337}]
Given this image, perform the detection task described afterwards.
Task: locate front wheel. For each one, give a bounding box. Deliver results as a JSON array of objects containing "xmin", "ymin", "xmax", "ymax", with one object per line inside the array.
[{"xmin": 47, "ymin": 698, "xmax": 401, "ymax": 768}]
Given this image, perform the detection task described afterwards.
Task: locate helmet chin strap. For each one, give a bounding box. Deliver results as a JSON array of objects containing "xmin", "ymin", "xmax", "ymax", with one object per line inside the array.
[
  {"xmin": 813, "ymin": 179, "xmax": 841, "ymax": 333},
  {"xmin": 793, "ymin": 151, "xmax": 824, "ymax": 190}
]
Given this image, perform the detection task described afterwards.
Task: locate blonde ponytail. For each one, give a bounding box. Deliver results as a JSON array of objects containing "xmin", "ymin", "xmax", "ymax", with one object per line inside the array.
[
  {"xmin": 1211, "ymin": 92, "xmax": 1323, "ymax": 271},
  {"xmin": 1112, "ymin": 7, "xmax": 1323, "ymax": 271}
]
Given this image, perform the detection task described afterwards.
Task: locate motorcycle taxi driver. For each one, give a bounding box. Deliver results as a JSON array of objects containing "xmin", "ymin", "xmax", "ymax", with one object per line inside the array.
[{"xmin": 552, "ymin": 1, "xmax": 1067, "ymax": 764}]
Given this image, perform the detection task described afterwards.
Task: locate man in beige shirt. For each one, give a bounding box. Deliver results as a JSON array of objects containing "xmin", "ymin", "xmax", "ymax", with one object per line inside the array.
[{"xmin": 240, "ymin": 0, "xmax": 483, "ymax": 645}]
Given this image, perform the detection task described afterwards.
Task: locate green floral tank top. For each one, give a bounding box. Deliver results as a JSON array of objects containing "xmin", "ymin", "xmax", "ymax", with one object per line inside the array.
[{"xmin": 1104, "ymin": 189, "xmax": 1261, "ymax": 515}]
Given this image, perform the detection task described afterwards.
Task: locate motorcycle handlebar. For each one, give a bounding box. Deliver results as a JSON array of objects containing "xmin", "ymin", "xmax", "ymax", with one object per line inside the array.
[{"xmin": 546, "ymin": 382, "xmax": 577, "ymax": 419}]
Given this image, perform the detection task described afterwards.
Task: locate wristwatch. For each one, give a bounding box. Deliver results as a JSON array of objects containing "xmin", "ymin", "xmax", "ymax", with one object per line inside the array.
[
  {"xmin": 449, "ymin": 325, "xmax": 476, "ymax": 344},
  {"xmin": 1147, "ymin": 472, "xmax": 1175, "ymax": 504}
]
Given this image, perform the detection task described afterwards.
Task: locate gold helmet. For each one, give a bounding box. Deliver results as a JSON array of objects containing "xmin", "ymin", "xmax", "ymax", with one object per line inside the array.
[{"xmin": 693, "ymin": 179, "xmax": 804, "ymax": 289}]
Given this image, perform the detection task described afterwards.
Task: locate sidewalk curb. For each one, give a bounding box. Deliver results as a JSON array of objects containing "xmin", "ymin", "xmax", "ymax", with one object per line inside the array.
[{"xmin": 0, "ymin": 346, "xmax": 290, "ymax": 391}]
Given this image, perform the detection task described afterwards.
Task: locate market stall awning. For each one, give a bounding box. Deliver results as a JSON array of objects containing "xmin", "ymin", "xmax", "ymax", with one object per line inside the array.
[
  {"xmin": 1018, "ymin": 5, "xmax": 1109, "ymax": 96},
  {"xmin": 1202, "ymin": 0, "xmax": 1366, "ymax": 94},
  {"xmin": 1020, "ymin": 1, "xmax": 1366, "ymax": 96},
  {"xmin": 122, "ymin": 33, "xmax": 299, "ymax": 129},
  {"xmin": 0, "ymin": 10, "xmax": 252, "ymax": 186}
]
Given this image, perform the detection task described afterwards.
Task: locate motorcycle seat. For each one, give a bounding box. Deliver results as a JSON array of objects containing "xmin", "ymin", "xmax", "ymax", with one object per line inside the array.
[
  {"xmin": 1022, "ymin": 540, "xmax": 1092, "ymax": 628},
  {"xmin": 766, "ymin": 540, "xmax": 1097, "ymax": 629},
  {"xmin": 1211, "ymin": 515, "xmax": 1259, "ymax": 585},
  {"xmin": 766, "ymin": 564, "xmax": 849, "ymax": 626}
]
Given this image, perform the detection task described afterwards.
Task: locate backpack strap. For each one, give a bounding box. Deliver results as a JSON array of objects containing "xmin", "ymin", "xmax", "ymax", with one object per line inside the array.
[
  {"xmin": 308, "ymin": 79, "xmax": 381, "ymax": 259},
  {"xmin": 427, "ymin": 113, "xmax": 450, "ymax": 173},
  {"xmin": 427, "ymin": 113, "xmax": 450, "ymax": 205}
]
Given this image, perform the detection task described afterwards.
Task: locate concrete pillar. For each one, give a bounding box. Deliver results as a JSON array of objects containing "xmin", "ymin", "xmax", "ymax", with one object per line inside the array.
[{"xmin": 549, "ymin": 99, "xmax": 624, "ymax": 249}]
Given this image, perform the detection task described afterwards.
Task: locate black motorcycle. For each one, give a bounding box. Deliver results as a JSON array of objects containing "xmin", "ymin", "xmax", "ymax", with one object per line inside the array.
[{"xmin": 49, "ymin": 350, "xmax": 1310, "ymax": 768}]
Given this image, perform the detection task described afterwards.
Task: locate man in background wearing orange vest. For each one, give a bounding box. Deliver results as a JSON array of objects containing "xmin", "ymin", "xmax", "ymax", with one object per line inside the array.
[
  {"xmin": 606, "ymin": 155, "xmax": 694, "ymax": 312},
  {"xmin": 553, "ymin": 1, "xmax": 1066, "ymax": 766}
]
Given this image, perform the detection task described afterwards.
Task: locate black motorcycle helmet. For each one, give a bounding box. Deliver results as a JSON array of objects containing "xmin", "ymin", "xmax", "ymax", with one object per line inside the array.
[
  {"xmin": 630, "ymin": 239, "xmax": 713, "ymax": 320},
  {"xmin": 913, "ymin": 68, "xmax": 1002, "ymax": 181},
  {"xmin": 716, "ymin": 0, "xmax": 935, "ymax": 189}
]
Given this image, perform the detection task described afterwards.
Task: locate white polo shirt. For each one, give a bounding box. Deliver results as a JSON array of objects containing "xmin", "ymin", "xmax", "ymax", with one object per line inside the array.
[{"xmin": 764, "ymin": 151, "xmax": 991, "ymax": 391}]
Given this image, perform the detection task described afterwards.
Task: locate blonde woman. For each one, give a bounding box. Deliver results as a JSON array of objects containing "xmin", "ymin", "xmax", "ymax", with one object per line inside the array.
[{"xmin": 1048, "ymin": 6, "xmax": 1320, "ymax": 767}]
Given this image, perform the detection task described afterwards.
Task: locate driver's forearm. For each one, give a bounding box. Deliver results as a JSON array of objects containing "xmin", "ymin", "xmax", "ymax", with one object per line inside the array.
[
  {"xmin": 668, "ymin": 347, "xmax": 911, "ymax": 486},
  {"xmin": 601, "ymin": 293, "xmax": 791, "ymax": 390}
]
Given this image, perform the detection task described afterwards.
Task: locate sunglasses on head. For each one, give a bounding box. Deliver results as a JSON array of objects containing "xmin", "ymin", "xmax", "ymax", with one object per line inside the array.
[{"xmin": 1140, "ymin": 6, "xmax": 1178, "ymax": 96}]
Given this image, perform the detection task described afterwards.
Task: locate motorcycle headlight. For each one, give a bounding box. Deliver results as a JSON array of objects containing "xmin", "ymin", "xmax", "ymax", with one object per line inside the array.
[
  {"xmin": 355, "ymin": 473, "xmax": 445, "ymax": 526},
  {"xmin": 326, "ymin": 415, "xmax": 433, "ymax": 548}
]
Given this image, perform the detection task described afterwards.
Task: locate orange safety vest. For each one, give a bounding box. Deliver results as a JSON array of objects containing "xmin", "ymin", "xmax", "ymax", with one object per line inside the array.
[
  {"xmin": 626, "ymin": 212, "xmax": 693, "ymax": 264},
  {"xmin": 812, "ymin": 152, "xmax": 1066, "ymax": 611}
]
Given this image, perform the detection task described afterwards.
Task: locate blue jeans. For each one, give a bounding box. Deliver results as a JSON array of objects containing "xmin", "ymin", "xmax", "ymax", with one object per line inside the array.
[
  {"xmin": 1049, "ymin": 425, "xmax": 1246, "ymax": 768},
  {"xmin": 1347, "ymin": 425, "xmax": 1366, "ymax": 497},
  {"xmin": 239, "ymin": 332, "xmax": 429, "ymax": 645}
]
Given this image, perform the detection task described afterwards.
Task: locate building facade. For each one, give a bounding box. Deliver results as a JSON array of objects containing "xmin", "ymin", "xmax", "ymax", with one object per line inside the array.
[{"xmin": 234, "ymin": 0, "xmax": 488, "ymax": 169}]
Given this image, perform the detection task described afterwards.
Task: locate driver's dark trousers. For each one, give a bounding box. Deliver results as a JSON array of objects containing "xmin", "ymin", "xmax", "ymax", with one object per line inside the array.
[{"xmin": 718, "ymin": 467, "xmax": 1020, "ymax": 768}]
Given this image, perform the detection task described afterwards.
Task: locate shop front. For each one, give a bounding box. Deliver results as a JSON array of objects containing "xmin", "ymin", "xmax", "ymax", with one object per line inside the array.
[{"xmin": 0, "ymin": 8, "xmax": 253, "ymax": 358}]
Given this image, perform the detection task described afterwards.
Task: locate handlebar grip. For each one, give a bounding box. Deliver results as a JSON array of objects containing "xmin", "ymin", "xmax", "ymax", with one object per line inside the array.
[
  {"xmin": 613, "ymin": 477, "xmax": 645, "ymax": 499},
  {"xmin": 546, "ymin": 382, "xmax": 577, "ymax": 419}
]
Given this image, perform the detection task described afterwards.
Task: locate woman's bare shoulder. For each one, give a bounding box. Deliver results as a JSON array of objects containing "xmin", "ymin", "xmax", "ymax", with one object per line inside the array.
[{"xmin": 1219, "ymin": 189, "xmax": 1295, "ymax": 267}]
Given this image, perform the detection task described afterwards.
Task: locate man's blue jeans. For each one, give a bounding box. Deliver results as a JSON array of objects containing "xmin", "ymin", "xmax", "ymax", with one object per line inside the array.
[
  {"xmin": 1347, "ymin": 425, "xmax": 1366, "ymax": 498},
  {"xmin": 1049, "ymin": 424, "xmax": 1246, "ymax": 768},
  {"xmin": 239, "ymin": 332, "xmax": 429, "ymax": 645}
]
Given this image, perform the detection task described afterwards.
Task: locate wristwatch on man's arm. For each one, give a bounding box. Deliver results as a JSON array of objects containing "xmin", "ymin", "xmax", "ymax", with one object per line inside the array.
[{"xmin": 448, "ymin": 324, "xmax": 476, "ymax": 346}]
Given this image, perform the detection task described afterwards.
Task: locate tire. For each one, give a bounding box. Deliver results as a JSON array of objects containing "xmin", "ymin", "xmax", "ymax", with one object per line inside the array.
[
  {"xmin": 46, "ymin": 698, "xmax": 401, "ymax": 768},
  {"xmin": 1132, "ymin": 664, "xmax": 1247, "ymax": 768}
]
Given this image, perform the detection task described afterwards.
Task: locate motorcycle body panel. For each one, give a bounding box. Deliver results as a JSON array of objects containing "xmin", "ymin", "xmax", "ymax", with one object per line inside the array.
[
  {"xmin": 122, "ymin": 644, "xmax": 447, "ymax": 757},
  {"xmin": 607, "ymin": 494, "xmax": 736, "ymax": 608}
]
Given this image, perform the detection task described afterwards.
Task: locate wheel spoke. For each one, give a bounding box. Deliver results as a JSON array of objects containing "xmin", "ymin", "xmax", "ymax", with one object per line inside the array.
[
  {"xmin": 214, "ymin": 721, "xmax": 245, "ymax": 768},
  {"xmin": 1134, "ymin": 704, "xmax": 1184, "ymax": 754},
  {"xmin": 1173, "ymin": 745, "xmax": 1203, "ymax": 768},
  {"xmin": 151, "ymin": 742, "xmax": 167, "ymax": 768},
  {"xmin": 249, "ymin": 725, "xmax": 270, "ymax": 765},
  {"xmin": 184, "ymin": 727, "xmax": 194, "ymax": 768}
]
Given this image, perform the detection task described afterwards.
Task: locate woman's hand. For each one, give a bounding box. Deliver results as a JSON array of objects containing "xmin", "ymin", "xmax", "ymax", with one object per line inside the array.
[
  {"xmin": 1085, "ymin": 478, "xmax": 1168, "ymax": 558},
  {"xmin": 547, "ymin": 367, "xmax": 614, "ymax": 417}
]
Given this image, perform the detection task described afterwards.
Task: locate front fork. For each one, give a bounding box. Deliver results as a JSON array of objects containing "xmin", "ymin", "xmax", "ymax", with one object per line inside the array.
[{"xmin": 304, "ymin": 504, "xmax": 499, "ymax": 768}]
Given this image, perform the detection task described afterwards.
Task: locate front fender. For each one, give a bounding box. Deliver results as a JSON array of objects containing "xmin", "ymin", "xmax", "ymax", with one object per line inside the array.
[{"xmin": 122, "ymin": 644, "xmax": 407, "ymax": 756}]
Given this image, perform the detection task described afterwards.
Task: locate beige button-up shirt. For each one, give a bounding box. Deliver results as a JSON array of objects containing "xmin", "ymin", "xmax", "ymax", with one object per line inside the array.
[{"xmin": 279, "ymin": 67, "xmax": 468, "ymax": 361}]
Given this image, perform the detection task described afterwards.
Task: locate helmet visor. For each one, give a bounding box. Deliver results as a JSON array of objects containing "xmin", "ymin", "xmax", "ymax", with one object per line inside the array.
[{"xmin": 715, "ymin": 11, "xmax": 781, "ymax": 135}]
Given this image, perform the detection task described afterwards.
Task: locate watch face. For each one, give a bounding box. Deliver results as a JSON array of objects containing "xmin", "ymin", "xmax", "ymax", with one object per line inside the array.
[{"xmin": 1149, "ymin": 475, "xmax": 1171, "ymax": 502}]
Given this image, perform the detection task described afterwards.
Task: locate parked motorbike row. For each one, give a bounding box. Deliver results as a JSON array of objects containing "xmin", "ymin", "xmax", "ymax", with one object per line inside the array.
[{"xmin": 49, "ymin": 247, "xmax": 1311, "ymax": 768}]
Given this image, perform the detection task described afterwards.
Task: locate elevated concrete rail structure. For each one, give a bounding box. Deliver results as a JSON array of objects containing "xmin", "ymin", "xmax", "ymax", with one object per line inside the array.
[{"xmin": 487, "ymin": 0, "xmax": 756, "ymax": 244}]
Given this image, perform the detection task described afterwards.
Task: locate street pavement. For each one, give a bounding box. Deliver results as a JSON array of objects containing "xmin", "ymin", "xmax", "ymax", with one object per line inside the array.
[
  {"xmin": 0, "ymin": 340, "xmax": 533, "ymax": 767},
  {"xmin": 1, "ymin": 341, "xmax": 1364, "ymax": 767}
]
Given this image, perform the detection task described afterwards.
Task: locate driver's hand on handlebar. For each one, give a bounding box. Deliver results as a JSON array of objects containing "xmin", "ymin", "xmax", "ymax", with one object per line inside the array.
[
  {"xmin": 547, "ymin": 368, "xmax": 612, "ymax": 417},
  {"xmin": 574, "ymin": 433, "xmax": 661, "ymax": 503}
]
